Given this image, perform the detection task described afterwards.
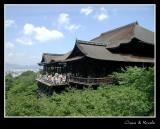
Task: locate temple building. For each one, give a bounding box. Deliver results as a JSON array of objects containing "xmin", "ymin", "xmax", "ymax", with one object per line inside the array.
[{"xmin": 37, "ymin": 22, "xmax": 154, "ymax": 88}]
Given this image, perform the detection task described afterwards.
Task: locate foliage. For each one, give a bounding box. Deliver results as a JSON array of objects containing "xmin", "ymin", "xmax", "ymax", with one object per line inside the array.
[
  {"xmin": 5, "ymin": 74, "xmax": 14, "ymax": 91},
  {"xmin": 5, "ymin": 67, "xmax": 154, "ymax": 116},
  {"xmin": 113, "ymin": 66, "xmax": 154, "ymax": 100},
  {"xmin": 98, "ymin": 86, "xmax": 152, "ymax": 116}
]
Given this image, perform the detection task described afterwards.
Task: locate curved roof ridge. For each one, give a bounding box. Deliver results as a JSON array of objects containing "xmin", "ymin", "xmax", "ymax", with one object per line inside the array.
[
  {"xmin": 101, "ymin": 21, "xmax": 138, "ymax": 36},
  {"xmin": 76, "ymin": 42, "xmax": 153, "ymax": 63},
  {"xmin": 91, "ymin": 21, "xmax": 138, "ymax": 41},
  {"xmin": 133, "ymin": 24, "xmax": 154, "ymax": 45},
  {"xmin": 76, "ymin": 39, "xmax": 108, "ymax": 46},
  {"xmin": 43, "ymin": 53, "xmax": 64, "ymax": 56}
]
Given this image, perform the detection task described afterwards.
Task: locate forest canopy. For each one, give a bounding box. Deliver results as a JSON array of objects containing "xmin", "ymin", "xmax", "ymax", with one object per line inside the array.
[{"xmin": 5, "ymin": 67, "xmax": 154, "ymax": 116}]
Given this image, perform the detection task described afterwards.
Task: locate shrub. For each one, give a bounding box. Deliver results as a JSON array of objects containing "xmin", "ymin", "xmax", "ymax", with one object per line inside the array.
[
  {"xmin": 5, "ymin": 67, "xmax": 154, "ymax": 116},
  {"xmin": 113, "ymin": 66, "xmax": 154, "ymax": 99},
  {"xmin": 98, "ymin": 86, "xmax": 152, "ymax": 116},
  {"xmin": 5, "ymin": 74, "xmax": 14, "ymax": 91}
]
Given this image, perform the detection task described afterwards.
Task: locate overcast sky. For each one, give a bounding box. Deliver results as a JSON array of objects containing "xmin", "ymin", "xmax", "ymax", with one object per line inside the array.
[{"xmin": 5, "ymin": 4, "xmax": 155, "ymax": 65}]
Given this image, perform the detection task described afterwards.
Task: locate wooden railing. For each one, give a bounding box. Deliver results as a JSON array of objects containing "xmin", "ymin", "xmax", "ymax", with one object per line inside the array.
[
  {"xmin": 69, "ymin": 75, "xmax": 114, "ymax": 85},
  {"xmin": 36, "ymin": 77, "xmax": 67, "ymax": 87},
  {"xmin": 36, "ymin": 75, "xmax": 115, "ymax": 86}
]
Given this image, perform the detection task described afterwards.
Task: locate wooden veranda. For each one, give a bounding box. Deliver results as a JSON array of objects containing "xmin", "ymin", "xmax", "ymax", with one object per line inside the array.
[
  {"xmin": 36, "ymin": 75, "xmax": 115, "ymax": 87},
  {"xmin": 69, "ymin": 76, "xmax": 114, "ymax": 86},
  {"xmin": 36, "ymin": 78, "xmax": 68, "ymax": 87}
]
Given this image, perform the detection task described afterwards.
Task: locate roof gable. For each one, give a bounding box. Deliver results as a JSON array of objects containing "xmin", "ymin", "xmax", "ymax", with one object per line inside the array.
[
  {"xmin": 76, "ymin": 41, "xmax": 153, "ymax": 63},
  {"xmin": 39, "ymin": 22, "xmax": 154, "ymax": 64},
  {"xmin": 91, "ymin": 22, "xmax": 154, "ymax": 47},
  {"xmin": 41, "ymin": 52, "xmax": 70, "ymax": 63}
]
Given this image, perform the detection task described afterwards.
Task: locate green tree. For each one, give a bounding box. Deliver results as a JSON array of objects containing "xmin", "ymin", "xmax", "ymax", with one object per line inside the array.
[
  {"xmin": 5, "ymin": 74, "xmax": 14, "ymax": 91},
  {"xmin": 5, "ymin": 67, "xmax": 154, "ymax": 116}
]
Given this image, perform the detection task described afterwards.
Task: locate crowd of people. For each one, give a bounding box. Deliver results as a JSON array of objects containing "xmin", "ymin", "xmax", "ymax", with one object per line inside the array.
[{"xmin": 38, "ymin": 73, "xmax": 69, "ymax": 85}]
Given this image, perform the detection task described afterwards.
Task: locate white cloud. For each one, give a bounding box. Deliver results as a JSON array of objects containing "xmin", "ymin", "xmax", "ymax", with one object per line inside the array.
[
  {"xmin": 58, "ymin": 13, "xmax": 70, "ymax": 25},
  {"xmin": 24, "ymin": 23, "xmax": 63, "ymax": 42},
  {"xmin": 57, "ymin": 13, "xmax": 81, "ymax": 32},
  {"xmin": 5, "ymin": 19, "xmax": 16, "ymax": 28},
  {"xmin": 24, "ymin": 24, "xmax": 34, "ymax": 35},
  {"xmin": 16, "ymin": 38, "xmax": 34, "ymax": 46},
  {"xmin": 80, "ymin": 7, "xmax": 93, "ymax": 15},
  {"xmin": 16, "ymin": 23, "xmax": 64, "ymax": 45},
  {"xmin": 97, "ymin": 13, "xmax": 108, "ymax": 21},
  {"xmin": 6, "ymin": 42, "xmax": 14, "ymax": 49},
  {"xmin": 95, "ymin": 7, "xmax": 109, "ymax": 21},
  {"xmin": 33, "ymin": 26, "xmax": 63, "ymax": 42}
]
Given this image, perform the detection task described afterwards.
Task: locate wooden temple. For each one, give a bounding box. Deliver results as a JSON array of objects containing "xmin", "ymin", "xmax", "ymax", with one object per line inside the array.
[{"xmin": 36, "ymin": 22, "xmax": 154, "ymax": 90}]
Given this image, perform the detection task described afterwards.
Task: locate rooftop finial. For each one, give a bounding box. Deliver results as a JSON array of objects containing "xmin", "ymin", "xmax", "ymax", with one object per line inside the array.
[{"xmin": 75, "ymin": 38, "xmax": 79, "ymax": 44}]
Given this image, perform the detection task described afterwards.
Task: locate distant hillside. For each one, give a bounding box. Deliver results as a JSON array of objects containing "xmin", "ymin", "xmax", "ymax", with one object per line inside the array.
[{"xmin": 6, "ymin": 63, "xmax": 39, "ymax": 70}]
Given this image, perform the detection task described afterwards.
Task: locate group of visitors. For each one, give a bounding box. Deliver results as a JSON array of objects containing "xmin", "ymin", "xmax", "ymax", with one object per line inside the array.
[{"xmin": 39, "ymin": 73, "xmax": 69, "ymax": 85}]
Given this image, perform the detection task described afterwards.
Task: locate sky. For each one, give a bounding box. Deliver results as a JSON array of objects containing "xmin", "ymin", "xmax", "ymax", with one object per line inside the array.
[{"xmin": 5, "ymin": 4, "xmax": 155, "ymax": 66}]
